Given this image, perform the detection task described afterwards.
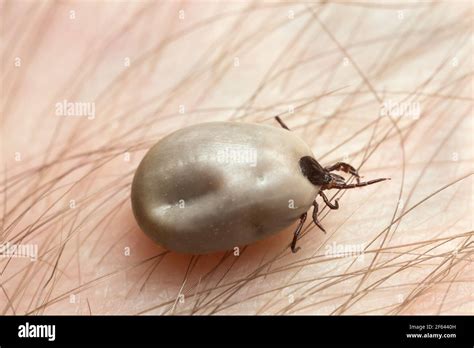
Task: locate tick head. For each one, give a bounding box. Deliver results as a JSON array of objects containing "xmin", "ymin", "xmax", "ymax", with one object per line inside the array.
[
  {"xmin": 299, "ymin": 156, "xmax": 350, "ymax": 189},
  {"xmin": 325, "ymin": 173, "xmax": 346, "ymax": 188},
  {"xmin": 300, "ymin": 156, "xmax": 390, "ymax": 191},
  {"xmin": 299, "ymin": 156, "xmax": 332, "ymax": 186}
]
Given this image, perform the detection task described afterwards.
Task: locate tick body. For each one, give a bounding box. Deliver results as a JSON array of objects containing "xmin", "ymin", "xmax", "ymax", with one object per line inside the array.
[{"xmin": 131, "ymin": 118, "xmax": 388, "ymax": 254}]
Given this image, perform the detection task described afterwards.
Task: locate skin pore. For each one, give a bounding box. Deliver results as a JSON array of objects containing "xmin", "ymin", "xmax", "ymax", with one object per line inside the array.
[{"xmin": 1, "ymin": 1, "xmax": 472, "ymax": 315}]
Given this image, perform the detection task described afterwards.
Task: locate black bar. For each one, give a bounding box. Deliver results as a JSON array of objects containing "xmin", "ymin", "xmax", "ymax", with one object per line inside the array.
[{"xmin": 0, "ymin": 315, "xmax": 471, "ymax": 346}]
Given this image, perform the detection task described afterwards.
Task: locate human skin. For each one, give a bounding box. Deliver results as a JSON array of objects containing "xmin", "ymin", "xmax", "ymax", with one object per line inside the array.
[{"xmin": 0, "ymin": 1, "xmax": 472, "ymax": 315}]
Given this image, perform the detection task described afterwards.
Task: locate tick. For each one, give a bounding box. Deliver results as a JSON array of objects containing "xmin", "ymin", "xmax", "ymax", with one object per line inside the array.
[{"xmin": 131, "ymin": 117, "xmax": 389, "ymax": 254}]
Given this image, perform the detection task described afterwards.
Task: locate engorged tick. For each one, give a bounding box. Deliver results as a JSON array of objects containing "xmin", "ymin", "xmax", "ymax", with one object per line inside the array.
[{"xmin": 131, "ymin": 116, "xmax": 389, "ymax": 254}]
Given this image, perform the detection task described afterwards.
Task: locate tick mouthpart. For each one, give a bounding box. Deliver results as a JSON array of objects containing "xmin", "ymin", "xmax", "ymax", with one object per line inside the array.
[{"xmin": 324, "ymin": 177, "xmax": 390, "ymax": 190}]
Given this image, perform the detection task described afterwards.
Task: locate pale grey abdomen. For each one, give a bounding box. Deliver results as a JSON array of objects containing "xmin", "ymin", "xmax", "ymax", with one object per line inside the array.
[{"xmin": 131, "ymin": 122, "xmax": 319, "ymax": 254}]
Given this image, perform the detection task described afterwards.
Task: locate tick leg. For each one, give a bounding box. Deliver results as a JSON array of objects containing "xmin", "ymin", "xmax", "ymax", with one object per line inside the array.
[
  {"xmin": 325, "ymin": 162, "xmax": 360, "ymax": 183},
  {"xmin": 275, "ymin": 116, "xmax": 290, "ymax": 131},
  {"xmin": 312, "ymin": 200, "xmax": 326, "ymax": 233},
  {"xmin": 291, "ymin": 212, "xmax": 307, "ymax": 253},
  {"xmin": 320, "ymin": 191, "xmax": 339, "ymax": 210}
]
